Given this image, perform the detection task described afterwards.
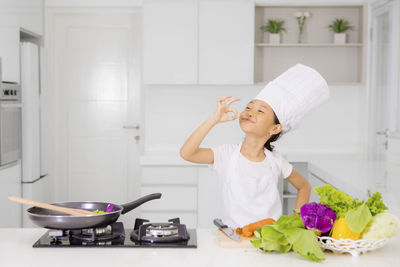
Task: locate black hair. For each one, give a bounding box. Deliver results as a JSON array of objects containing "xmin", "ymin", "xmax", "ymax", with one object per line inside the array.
[{"xmin": 264, "ymin": 112, "xmax": 281, "ymax": 152}]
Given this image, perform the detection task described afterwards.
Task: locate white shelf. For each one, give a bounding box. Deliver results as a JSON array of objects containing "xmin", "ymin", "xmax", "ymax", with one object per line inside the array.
[
  {"xmin": 256, "ymin": 43, "xmax": 363, "ymax": 47},
  {"xmin": 254, "ymin": 4, "xmax": 366, "ymax": 84}
]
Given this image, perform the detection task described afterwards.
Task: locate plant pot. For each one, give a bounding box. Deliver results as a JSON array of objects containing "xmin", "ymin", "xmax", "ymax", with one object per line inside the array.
[
  {"xmin": 269, "ymin": 33, "xmax": 280, "ymax": 44},
  {"xmin": 334, "ymin": 33, "xmax": 346, "ymax": 44}
]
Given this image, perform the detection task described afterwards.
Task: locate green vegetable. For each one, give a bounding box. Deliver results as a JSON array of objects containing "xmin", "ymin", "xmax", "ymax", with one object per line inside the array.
[
  {"xmin": 345, "ymin": 203, "xmax": 372, "ymax": 233},
  {"xmin": 93, "ymin": 209, "xmax": 106, "ymax": 214},
  {"xmin": 274, "ymin": 214, "xmax": 305, "ymax": 230},
  {"xmin": 362, "ymin": 212, "xmax": 400, "ymax": 239},
  {"xmin": 314, "ymin": 185, "xmax": 388, "ymax": 235},
  {"xmin": 366, "ymin": 192, "xmax": 388, "ymax": 216},
  {"xmin": 285, "ymin": 228, "xmax": 325, "ymax": 262},
  {"xmin": 314, "ymin": 185, "xmax": 359, "ymax": 218},
  {"xmin": 251, "ymin": 214, "xmax": 325, "ymax": 262}
]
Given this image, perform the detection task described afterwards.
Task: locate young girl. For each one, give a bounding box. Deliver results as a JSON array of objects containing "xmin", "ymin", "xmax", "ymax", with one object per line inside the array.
[{"xmin": 180, "ymin": 64, "xmax": 329, "ymax": 228}]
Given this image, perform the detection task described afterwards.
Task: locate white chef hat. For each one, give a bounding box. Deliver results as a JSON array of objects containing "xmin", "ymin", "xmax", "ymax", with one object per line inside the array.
[{"xmin": 254, "ymin": 64, "xmax": 329, "ymax": 134}]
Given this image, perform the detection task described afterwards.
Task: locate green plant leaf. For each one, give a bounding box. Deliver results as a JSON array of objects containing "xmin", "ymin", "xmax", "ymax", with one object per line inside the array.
[
  {"xmin": 285, "ymin": 228, "xmax": 325, "ymax": 262},
  {"xmin": 345, "ymin": 202, "xmax": 372, "ymax": 233},
  {"xmin": 261, "ymin": 226, "xmax": 288, "ymax": 244},
  {"xmin": 260, "ymin": 19, "xmax": 286, "ymax": 34},
  {"xmin": 366, "ymin": 192, "xmax": 388, "ymax": 216},
  {"xmin": 328, "ymin": 18, "xmax": 353, "ymax": 33}
]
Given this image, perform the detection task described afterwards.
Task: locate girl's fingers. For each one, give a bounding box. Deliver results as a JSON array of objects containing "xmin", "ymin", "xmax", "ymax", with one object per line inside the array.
[
  {"xmin": 226, "ymin": 97, "xmax": 240, "ymax": 106},
  {"xmin": 228, "ymin": 108, "xmax": 238, "ymax": 115},
  {"xmin": 218, "ymin": 95, "xmax": 232, "ymax": 103},
  {"xmin": 227, "ymin": 114, "xmax": 238, "ymax": 121},
  {"xmin": 227, "ymin": 108, "xmax": 238, "ymax": 120}
]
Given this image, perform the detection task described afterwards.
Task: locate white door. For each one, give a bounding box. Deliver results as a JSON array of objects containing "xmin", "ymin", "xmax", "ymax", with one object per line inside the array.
[
  {"xmin": 368, "ymin": 0, "xmax": 399, "ymax": 160},
  {"xmin": 50, "ymin": 9, "xmax": 142, "ymax": 222}
]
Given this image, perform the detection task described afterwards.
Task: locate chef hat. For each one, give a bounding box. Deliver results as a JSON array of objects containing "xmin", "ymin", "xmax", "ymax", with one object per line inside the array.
[{"xmin": 254, "ymin": 64, "xmax": 329, "ymax": 134}]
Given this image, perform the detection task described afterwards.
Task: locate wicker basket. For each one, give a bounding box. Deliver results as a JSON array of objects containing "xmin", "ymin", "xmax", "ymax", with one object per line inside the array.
[{"xmin": 317, "ymin": 236, "xmax": 389, "ymax": 256}]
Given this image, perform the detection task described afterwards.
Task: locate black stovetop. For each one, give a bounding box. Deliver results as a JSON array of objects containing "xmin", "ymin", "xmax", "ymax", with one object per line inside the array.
[{"xmin": 33, "ymin": 222, "xmax": 197, "ymax": 248}]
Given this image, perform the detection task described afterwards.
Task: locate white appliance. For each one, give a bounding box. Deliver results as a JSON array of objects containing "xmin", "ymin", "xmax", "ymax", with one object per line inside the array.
[
  {"xmin": 20, "ymin": 42, "xmax": 50, "ymax": 227},
  {"xmin": 0, "ymin": 75, "xmax": 22, "ymax": 167}
]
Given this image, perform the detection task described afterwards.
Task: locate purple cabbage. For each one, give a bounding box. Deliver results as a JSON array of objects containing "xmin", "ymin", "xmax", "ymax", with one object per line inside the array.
[{"xmin": 300, "ymin": 202, "xmax": 336, "ymax": 235}]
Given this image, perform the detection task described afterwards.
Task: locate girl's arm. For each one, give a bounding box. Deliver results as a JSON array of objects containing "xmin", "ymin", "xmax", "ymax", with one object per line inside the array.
[
  {"xmin": 180, "ymin": 95, "xmax": 240, "ymax": 164},
  {"xmin": 285, "ymin": 169, "xmax": 311, "ymax": 209}
]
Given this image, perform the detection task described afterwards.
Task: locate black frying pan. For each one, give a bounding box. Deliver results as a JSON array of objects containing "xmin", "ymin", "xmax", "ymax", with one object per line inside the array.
[{"xmin": 27, "ymin": 193, "xmax": 161, "ymax": 230}]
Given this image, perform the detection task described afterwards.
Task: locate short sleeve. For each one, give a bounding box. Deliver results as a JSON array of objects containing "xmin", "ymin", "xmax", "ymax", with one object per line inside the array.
[
  {"xmin": 273, "ymin": 152, "xmax": 293, "ymax": 179},
  {"xmin": 208, "ymin": 144, "xmax": 237, "ymax": 179}
]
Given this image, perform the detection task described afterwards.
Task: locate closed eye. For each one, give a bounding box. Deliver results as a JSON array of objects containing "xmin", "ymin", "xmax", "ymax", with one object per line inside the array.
[{"xmin": 258, "ymin": 110, "xmax": 264, "ymax": 113}]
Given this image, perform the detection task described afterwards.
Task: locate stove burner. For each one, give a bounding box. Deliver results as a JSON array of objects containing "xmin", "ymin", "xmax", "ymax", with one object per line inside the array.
[
  {"xmin": 130, "ymin": 217, "xmax": 190, "ymax": 243},
  {"xmin": 70, "ymin": 223, "xmax": 123, "ymax": 243},
  {"xmin": 146, "ymin": 223, "xmax": 179, "ymax": 237},
  {"xmin": 48, "ymin": 222, "xmax": 125, "ymax": 244}
]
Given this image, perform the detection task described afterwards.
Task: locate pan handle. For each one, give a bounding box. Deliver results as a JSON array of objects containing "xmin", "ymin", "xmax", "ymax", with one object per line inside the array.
[{"xmin": 120, "ymin": 193, "xmax": 162, "ymax": 214}]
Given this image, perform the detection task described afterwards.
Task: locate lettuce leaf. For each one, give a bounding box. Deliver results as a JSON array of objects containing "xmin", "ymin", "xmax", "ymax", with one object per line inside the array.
[
  {"xmin": 251, "ymin": 214, "xmax": 325, "ymax": 262},
  {"xmin": 314, "ymin": 185, "xmax": 360, "ymax": 218},
  {"xmin": 366, "ymin": 192, "xmax": 388, "ymax": 216},
  {"xmin": 345, "ymin": 203, "xmax": 372, "ymax": 233},
  {"xmin": 274, "ymin": 215, "xmax": 304, "ymax": 230},
  {"xmin": 285, "ymin": 228, "xmax": 325, "ymax": 262}
]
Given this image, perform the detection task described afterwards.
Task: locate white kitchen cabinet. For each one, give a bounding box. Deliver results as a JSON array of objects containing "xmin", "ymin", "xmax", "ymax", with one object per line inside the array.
[
  {"xmin": 0, "ymin": 162, "xmax": 22, "ymax": 227},
  {"xmin": 140, "ymin": 166, "xmax": 198, "ymax": 227},
  {"xmin": 0, "ymin": 0, "xmax": 43, "ymax": 83},
  {"xmin": 198, "ymin": 0, "xmax": 254, "ymax": 84},
  {"xmin": 143, "ymin": 0, "xmax": 198, "ymax": 84},
  {"xmin": 141, "ymin": 185, "xmax": 197, "ymax": 211},
  {"xmin": 0, "ymin": 27, "xmax": 20, "ymax": 82},
  {"xmin": 197, "ymin": 167, "xmax": 222, "ymax": 228},
  {"xmin": 18, "ymin": 0, "xmax": 43, "ymax": 36}
]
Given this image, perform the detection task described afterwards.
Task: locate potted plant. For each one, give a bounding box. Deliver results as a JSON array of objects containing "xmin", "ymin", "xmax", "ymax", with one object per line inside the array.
[
  {"xmin": 328, "ymin": 18, "xmax": 353, "ymax": 44},
  {"xmin": 293, "ymin": 12, "xmax": 311, "ymax": 43},
  {"xmin": 260, "ymin": 19, "xmax": 286, "ymax": 44}
]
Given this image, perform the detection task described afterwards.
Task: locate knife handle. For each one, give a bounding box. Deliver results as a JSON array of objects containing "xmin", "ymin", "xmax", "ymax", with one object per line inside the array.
[{"xmin": 213, "ymin": 218, "xmax": 228, "ymax": 229}]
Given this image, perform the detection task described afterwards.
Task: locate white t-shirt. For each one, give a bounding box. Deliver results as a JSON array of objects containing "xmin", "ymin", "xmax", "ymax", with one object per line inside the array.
[
  {"xmin": 208, "ymin": 143, "xmax": 293, "ymax": 227},
  {"xmin": 209, "ymin": 144, "xmax": 293, "ymax": 183}
]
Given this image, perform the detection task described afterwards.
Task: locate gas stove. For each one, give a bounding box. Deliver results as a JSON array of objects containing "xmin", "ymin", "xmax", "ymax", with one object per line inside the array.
[{"xmin": 33, "ymin": 217, "xmax": 197, "ymax": 248}]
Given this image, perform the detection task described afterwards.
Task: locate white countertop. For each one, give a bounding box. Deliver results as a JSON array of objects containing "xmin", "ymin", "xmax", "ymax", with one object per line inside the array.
[
  {"xmin": 0, "ymin": 228, "xmax": 399, "ymax": 267},
  {"xmin": 140, "ymin": 151, "xmax": 400, "ymax": 217}
]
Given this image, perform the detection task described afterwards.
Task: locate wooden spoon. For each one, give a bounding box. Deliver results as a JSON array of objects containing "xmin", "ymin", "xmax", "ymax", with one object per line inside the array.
[{"xmin": 8, "ymin": 196, "xmax": 97, "ymax": 216}]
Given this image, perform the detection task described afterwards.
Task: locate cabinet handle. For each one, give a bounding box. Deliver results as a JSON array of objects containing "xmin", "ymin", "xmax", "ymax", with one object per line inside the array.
[{"xmin": 123, "ymin": 124, "xmax": 140, "ymax": 130}]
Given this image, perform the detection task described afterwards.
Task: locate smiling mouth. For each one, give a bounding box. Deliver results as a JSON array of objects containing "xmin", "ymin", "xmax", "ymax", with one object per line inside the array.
[{"xmin": 242, "ymin": 118, "xmax": 254, "ymax": 123}]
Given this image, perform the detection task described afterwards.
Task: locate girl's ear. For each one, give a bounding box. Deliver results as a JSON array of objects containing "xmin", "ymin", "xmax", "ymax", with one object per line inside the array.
[{"xmin": 271, "ymin": 124, "xmax": 282, "ymax": 135}]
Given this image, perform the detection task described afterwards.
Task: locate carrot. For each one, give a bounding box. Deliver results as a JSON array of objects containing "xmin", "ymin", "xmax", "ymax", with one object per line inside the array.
[
  {"xmin": 235, "ymin": 227, "xmax": 242, "ymax": 235},
  {"xmin": 240, "ymin": 218, "xmax": 276, "ymax": 237}
]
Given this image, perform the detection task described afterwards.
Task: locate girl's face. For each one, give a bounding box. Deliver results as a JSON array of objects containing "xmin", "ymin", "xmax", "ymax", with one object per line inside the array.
[{"xmin": 239, "ymin": 99, "xmax": 282, "ymax": 138}]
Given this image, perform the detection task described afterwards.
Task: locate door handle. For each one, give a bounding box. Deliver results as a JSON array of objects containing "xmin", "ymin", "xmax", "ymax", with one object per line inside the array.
[
  {"xmin": 376, "ymin": 129, "xmax": 389, "ymax": 137},
  {"xmin": 123, "ymin": 124, "xmax": 140, "ymax": 130}
]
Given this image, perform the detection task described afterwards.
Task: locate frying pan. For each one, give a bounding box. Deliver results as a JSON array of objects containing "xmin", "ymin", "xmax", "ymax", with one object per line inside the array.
[{"xmin": 27, "ymin": 193, "xmax": 161, "ymax": 230}]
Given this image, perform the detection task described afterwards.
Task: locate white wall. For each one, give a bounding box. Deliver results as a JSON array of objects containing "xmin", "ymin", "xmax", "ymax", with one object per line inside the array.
[{"xmin": 144, "ymin": 84, "xmax": 367, "ymax": 155}]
